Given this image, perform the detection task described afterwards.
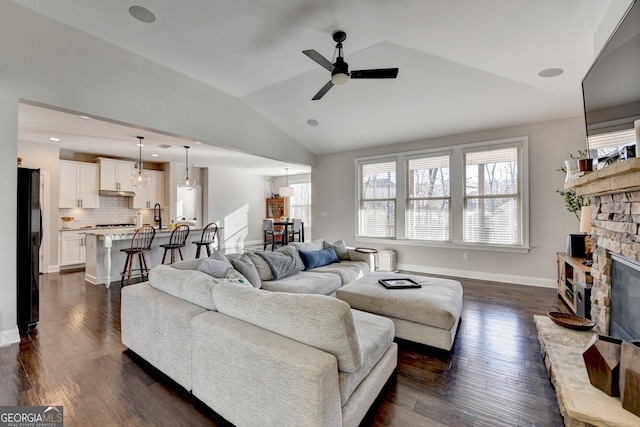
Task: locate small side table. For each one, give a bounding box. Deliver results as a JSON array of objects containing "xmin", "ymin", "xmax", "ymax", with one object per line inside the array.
[{"xmin": 354, "ymin": 247, "xmax": 379, "ymax": 271}]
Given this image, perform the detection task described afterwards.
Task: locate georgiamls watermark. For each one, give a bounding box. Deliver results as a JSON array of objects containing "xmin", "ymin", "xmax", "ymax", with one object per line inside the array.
[{"xmin": 0, "ymin": 406, "xmax": 63, "ymax": 427}]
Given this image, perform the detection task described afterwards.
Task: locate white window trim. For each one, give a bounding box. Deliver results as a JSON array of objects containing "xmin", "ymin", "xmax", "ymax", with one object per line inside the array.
[{"xmin": 355, "ymin": 136, "xmax": 530, "ymax": 253}]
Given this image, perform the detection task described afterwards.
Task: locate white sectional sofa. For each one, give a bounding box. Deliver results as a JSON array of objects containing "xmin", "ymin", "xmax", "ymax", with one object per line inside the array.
[{"xmin": 121, "ymin": 241, "xmax": 396, "ymax": 427}]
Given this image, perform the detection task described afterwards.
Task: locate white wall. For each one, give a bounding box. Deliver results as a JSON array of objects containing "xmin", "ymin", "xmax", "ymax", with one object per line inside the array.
[
  {"xmin": 206, "ymin": 169, "xmax": 267, "ymax": 253},
  {"xmin": 312, "ymin": 116, "xmax": 588, "ymax": 287},
  {"xmin": 0, "ymin": 2, "xmax": 314, "ymax": 340}
]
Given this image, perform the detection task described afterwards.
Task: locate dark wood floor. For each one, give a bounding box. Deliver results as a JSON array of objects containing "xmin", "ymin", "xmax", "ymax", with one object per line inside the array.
[{"xmin": 0, "ymin": 270, "xmax": 565, "ymax": 426}]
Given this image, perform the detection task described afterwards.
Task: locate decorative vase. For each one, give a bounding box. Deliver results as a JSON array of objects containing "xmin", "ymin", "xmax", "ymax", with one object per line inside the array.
[
  {"xmin": 620, "ymin": 341, "xmax": 640, "ymax": 416},
  {"xmin": 582, "ymin": 334, "xmax": 622, "ymax": 396},
  {"xmin": 565, "ymin": 159, "xmax": 579, "ymax": 182}
]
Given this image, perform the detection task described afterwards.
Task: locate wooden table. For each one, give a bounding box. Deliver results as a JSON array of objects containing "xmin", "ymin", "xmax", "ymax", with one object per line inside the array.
[{"xmin": 272, "ymin": 221, "xmax": 304, "ymax": 245}]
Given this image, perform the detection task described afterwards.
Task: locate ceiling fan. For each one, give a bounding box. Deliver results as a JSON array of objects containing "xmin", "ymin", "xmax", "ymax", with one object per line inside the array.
[{"xmin": 303, "ymin": 30, "xmax": 399, "ymax": 100}]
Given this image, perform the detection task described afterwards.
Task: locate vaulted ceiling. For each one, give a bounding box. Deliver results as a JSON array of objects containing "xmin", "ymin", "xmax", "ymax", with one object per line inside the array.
[{"xmin": 13, "ymin": 0, "xmax": 632, "ymax": 164}]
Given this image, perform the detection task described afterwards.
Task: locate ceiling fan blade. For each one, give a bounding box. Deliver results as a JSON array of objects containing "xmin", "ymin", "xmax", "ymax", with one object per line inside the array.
[
  {"xmin": 350, "ymin": 68, "xmax": 399, "ymax": 79},
  {"xmin": 312, "ymin": 81, "xmax": 334, "ymax": 100},
  {"xmin": 303, "ymin": 50, "xmax": 335, "ymax": 72}
]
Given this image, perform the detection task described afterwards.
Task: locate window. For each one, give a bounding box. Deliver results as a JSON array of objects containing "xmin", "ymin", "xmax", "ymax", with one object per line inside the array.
[
  {"xmin": 289, "ymin": 182, "xmax": 311, "ymax": 227},
  {"xmin": 356, "ymin": 137, "xmax": 528, "ymax": 251},
  {"xmin": 464, "ymin": 146, "xmax": 521, "ymax": 245},
  {"xmin": 358, "ymin": 160, "xmax": 396, "ymax": 238},
  {"xmin": 406, "ymin": 155, "xmax": 451, "ymax": 241}
]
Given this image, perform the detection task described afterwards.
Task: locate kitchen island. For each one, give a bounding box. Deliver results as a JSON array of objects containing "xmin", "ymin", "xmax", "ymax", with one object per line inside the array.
[{"xmin": 83, "ymin": 226, "xmax": 219, "ymax": 287}]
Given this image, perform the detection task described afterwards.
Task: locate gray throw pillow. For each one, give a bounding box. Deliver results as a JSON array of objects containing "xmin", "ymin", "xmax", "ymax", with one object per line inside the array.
[
  {"xmin": 208, "ymin": 248, "xmax": 230, "ymax": 263},
  {"xmin": 246, "ymin": 252, "xmax": 274, "ymax": 281},
  {"xmin": 324, "ymin": 239, "xmax": 350, "ymax": 261},
  {"xmin": 227, "ymin": 253, "xmax": 262, "ymax": 288},
  {"xmin": 197, "ymin": 258, "xmax": 232, "ymax": 278}
]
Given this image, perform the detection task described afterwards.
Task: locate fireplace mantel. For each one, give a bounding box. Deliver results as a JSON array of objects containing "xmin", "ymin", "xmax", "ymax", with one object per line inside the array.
[{"xmin": 565, "ymin": 158, "xmax": 640, "ymax": 196}]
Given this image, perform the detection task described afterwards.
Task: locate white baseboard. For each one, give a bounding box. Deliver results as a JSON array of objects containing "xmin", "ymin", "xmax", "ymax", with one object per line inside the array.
[
  {"xmin": 397, "ymin": 263, "xmax": 556, "ymax": 288},
  {"xmin": 1, "ymin": 327, "xmax": 21, "ymax": 346}
]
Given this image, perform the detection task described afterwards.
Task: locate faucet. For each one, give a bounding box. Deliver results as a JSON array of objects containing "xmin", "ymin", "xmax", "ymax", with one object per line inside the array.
[{"xmin": 153, "ymin": 203, "xmax": 162, "ymax": 229}]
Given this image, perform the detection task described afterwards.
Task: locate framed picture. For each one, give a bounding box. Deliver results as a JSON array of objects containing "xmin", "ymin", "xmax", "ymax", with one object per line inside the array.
[{"xmin": 378, "ymin": 278, "xmax": 421, "ymax": 289}]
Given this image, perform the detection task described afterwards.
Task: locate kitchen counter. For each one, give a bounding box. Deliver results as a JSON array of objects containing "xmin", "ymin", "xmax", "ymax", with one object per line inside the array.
[{"xmin": 83, "ymin": 225, "xmax": 223, "ymax": 287}]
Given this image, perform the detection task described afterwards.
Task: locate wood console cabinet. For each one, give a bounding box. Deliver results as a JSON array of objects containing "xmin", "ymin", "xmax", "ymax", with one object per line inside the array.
[{"xmin": 557, "ymin": 252, "xmax": 592, "ymax": 313}]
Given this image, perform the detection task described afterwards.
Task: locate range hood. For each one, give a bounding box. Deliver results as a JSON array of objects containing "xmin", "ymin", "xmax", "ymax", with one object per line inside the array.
[{"xmin": 99, "ymin": 189, "xmax": 135, "ymax": 197}]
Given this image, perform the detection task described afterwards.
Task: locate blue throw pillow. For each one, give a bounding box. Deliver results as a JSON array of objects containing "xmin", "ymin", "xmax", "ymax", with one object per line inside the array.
[{"xmin": 299, "ymin": 247, "xmax": 339, "ymax": 271}]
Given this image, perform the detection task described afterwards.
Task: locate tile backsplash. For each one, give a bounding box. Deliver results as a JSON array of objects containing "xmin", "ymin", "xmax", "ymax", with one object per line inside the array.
[{"xmin": 58, "ymin": 196, "xmax": 166, "ymax": 229}]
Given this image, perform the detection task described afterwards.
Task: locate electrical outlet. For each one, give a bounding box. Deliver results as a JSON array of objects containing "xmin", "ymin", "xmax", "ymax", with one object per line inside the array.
[{"xmin": 463, "ymin": 252, "xmax": 470, "ymax": 261}]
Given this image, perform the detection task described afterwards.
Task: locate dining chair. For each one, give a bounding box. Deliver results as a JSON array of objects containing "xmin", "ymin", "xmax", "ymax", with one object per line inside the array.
[
  {"xmin": 192, "ymin": 222, "xmax": 218, "ymax": 258},
  {"xmin": 160, "ymin": 224, "xmax": 190, "ymax": 264},
  {"xmin": 288, "ymin": 218, "xmax": 302, "ymax": 242},
  {"xmin": 263, "ymin": 219, "xmax": 284, "ymax": 251},
  {"xmin": 120, "ymin": 225, "xmax": 155, "ymax": 286}
]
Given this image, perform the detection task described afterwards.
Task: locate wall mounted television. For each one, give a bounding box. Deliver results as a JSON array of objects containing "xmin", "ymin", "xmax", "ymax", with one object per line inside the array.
[{"xmin": 582, "ymin": 0, "xmax": 640, "ymax": 164}]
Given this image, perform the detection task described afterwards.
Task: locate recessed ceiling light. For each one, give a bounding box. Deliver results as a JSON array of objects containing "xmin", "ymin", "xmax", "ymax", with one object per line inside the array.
[
  {"xmin": 151, "ymin": 153, "xmax": 159, "ymax": 157},
  {"xmin": 307, "ymin": 119, "xmax": 319, "ymax": 126},
  {"xmin": 79, "ymin": 115, "xmax": 91, "ymax": 120},
  {"xmin": 195, "ymin": 141, "xmax": 202, "ymax": 144},
  {"xmin": 129, "ymin": 6, "xmax": 156, "ymax": 23},
  {"xmin": 49, "ymin": 137, "xmax": 60, "ymax": 141},
  {"xmin": 538, "ymin": 68, "xmax": 564, "ymax": 78}
]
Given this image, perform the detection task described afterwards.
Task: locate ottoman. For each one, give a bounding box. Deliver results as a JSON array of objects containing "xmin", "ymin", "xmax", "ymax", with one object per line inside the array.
[{"xmin": 336, "ymin": 271, "xmax": 463, "ymax": 351}]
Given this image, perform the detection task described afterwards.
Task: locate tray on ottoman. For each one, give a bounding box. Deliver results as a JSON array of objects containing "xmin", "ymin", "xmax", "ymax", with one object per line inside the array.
[{"xmin": 336, "ymin": 272, "xmax": 463, "ymax": 351}]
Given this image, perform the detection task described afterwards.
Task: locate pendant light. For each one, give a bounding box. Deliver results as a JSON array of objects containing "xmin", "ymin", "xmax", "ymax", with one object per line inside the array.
[
  {"xmin": 279, "ymin": 168, "xmax": 293, "ymax": 197},
  {"xmin": 131, "ymin": 136, "xmax": 150, "ymax": 188},
  {"xmin": 178, "ymin": 145, "xmax": 196, "ymax": 191}
]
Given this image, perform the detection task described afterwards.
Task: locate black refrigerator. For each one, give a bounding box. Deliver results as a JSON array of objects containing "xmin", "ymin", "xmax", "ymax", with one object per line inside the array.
[{"xmin": 17, "ymin": 167, "xmax": 41, "ymax": 334}]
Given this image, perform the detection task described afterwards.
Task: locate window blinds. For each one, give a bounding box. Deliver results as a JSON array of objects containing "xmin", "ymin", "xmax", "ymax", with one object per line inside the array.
[
  {"xmin": 464, "ymin": 146, "xmax": 521, "ymax": 245},
  {"xmin": 405, "ymin": 155, "xmax": 451, "ymax": 241},
  {"xmin": 358, "ymin": 161, "xmax": 396, "ymax": 238}
]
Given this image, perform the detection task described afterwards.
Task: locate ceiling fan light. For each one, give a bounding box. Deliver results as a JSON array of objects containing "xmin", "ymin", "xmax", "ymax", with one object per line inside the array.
[{"xmin": 331, "ymin": 72, "xmax": 349, "ymax": 85}]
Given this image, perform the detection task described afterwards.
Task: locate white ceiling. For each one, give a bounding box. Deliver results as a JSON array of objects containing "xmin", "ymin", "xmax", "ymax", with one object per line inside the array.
[{"xmin": 12, "ymin": 0, "xmax": 632, "ymax": 164}]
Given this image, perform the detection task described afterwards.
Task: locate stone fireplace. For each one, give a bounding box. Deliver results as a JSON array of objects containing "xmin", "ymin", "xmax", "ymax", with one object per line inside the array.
[
  {"xmin": 567, "ymin": 158, "xmax": 640, "ymax": 336},
  {"xmin": 533, "ymin": 159, "xmax": 640, "ymax": 427}
]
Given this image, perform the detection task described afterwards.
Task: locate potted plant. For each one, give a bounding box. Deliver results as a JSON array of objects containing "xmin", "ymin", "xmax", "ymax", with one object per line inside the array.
[
  {"xmin": 557, "ymin": 152, "xmax": 591, "ymax": 258},
  {"xmin": 557, "ymin": 151, "xmax": 589, "ymax": 219}
]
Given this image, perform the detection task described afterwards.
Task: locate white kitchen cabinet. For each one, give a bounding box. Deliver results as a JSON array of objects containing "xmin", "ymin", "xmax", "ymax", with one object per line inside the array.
[
  {"xmin": 59, "ymin": 160, "xmax": 99, "ymax": 208},
  {"xmin": 130, "ymin": 170, "xmax": 165, "ymax": 209},
  {"xmin": 98, "ymin": 158, "xmax": 135, "ymax": 192},
  {"xmin": 60, "ymin": 230, "xmax": 86, "ymax": 266}
]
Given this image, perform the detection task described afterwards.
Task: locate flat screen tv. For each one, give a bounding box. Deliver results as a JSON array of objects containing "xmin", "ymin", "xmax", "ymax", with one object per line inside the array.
[{"xmin": 582, "ymin": 0, "xmax": 640, "ymax": 162}]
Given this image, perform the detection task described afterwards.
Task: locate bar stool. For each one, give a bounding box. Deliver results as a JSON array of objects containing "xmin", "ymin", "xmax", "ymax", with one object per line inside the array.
[
  {"xmin": 120, "ymin": 225, "xmax": 155, "ymax": 286},
  {"xmin": 160, "ymin": 224, "xmax": 190, "ymax": 264},
  {"xmin": 192, "ymin": 222, "xmax": 218, "ymax": 258},
  {"xmin": 263, "ymin": 219, "xmax": 284, "ymax": 251}
]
